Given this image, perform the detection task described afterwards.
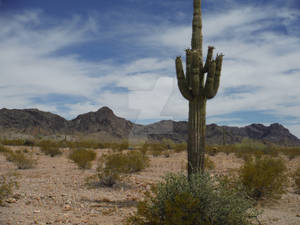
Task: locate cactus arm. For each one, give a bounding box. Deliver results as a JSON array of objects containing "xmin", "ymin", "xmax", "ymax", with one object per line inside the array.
[
  {"xmin": 212, "ymin": 54, "xmax": 223, "ymax": 95},
  {"xmin": 186, "ymin": 49, "xmax": 192, "ymax": 90},
  {"xmin": 176, "ymin": 56, "xmax": 193, "ymax": 100},
  {"xmin": 204, "ymin": 60, "xmax": 216, "ymax": 99},
  {"xmin": 205, "ymin": 54, "xmax": 223, "ymax": 99},
  {"xmin": 203, "ymin": 46, "xmax": 214, "ymax": 73}
]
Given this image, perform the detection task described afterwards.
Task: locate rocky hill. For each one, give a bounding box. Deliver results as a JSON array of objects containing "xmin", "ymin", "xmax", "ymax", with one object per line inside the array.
[
  {"xmin": 69, "ymin": 107, "xmax": 138, "ymax": 139},
  {"xmin": 0, "ymin": 108, "xmax": 68, "ymax": 135},
  {"xmin": 0, "ymin": 107, "xmax": 299, "ymax": 146}
]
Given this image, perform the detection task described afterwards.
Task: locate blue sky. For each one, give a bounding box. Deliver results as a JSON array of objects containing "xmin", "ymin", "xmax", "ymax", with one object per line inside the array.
[{"xmin": 1, "ymin": 0, "xmax": 300, "ymax": 138}]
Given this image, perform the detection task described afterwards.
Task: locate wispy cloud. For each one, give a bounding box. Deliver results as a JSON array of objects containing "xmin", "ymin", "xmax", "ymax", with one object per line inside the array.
[{"xmin": 0, "ymin": 3, "xmax": 300, "ymax": 138}]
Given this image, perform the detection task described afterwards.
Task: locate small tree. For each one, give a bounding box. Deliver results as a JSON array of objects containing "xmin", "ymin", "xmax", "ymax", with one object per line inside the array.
[{"xmin": 175, "ymin": 0, "xmax": 223, "ymax": 176}]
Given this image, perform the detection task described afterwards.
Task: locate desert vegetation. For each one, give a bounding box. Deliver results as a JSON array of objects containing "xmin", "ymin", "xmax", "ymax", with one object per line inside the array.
[
  {"xmin": 94, "ymin": 150, "xmax": 150, "ymax": 187},
  {"xmin": 1, "ymin": 147, "xmax": 37, "ymax": 169},
  {"xmin": 238, "ymin": 156, "xmax": 288, "ymax": 200},
  {"xmin": 175, "ymin": 0, "xmax": 223, "ymax": 175},
  {"xmin": 293, "ymin": 166, "xmax": 300, "ymax": 194},
  {"xmin": 127, "ymin": 173, "xmax": 258, "ymax": 225},
  {"xmin": 68, "ymin": 148, "xmax": 97, "ymax": 169},
  {"xmin": 0, "ymin": 138, "xmax": 299, "ymax": 224},
  {"xmin": 0, "ymin": 172, "xmax": 19, "ymax": 206},
  {"xmin": 39, "ymin": 140, "xmax": 62, "ymax": 157}
]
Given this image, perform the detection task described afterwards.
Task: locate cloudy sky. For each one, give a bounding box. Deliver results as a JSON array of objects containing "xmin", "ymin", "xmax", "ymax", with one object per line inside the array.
[{"xmin": 0, "ymin": 0, "xmax": 300, "ymax": 137}]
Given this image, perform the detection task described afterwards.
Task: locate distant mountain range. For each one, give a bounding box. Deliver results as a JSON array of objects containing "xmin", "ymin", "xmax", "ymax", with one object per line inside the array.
[{"xmin": 0, "ymin": 107, "xmax": 300, "ymax": 146}]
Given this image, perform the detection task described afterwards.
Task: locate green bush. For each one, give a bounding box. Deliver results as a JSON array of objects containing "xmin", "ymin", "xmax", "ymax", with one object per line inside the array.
[
  {"xmin": 239, "ymin": 156, "xmax": 287, "ymax": 200},
  {"xmin": 173, "ymin": 142, "xmax": 187, "ymax": 153},
  {"xmin": 0, "ymin": 172, "xmax": 19, "ymax": 206},
  {"xmin": 97, "ymin": 151, "xmax": 149, "ymax": 187},
  {"xmin": 69, "ymin": 149, "xmax": 96, "ymax": 169},
  {"xmin": 0, "ymin": 144, "xmax": 10, "ymax": 154},
  {"xmin": 126, "ymin": 173, "xmax": 258, "ymax": 225},
  {"xmin": 148, "ymin": 142, "xmax": 166, "ymax": 157},
  {"xmin": 23, "ymin": 139, "xmax": 35, "ymax": 146},
  {"xmin": 206, "ymin": 146, "xmax": 219, "ymax": 156},
  {"xmin": 293, "ymin": 167, "xmax": 300, "ymax": 194},
  {"xmin": 5, "ymin": 151, "xmax": 37, "ymax": 169},
  {"xmin": 39, "ymin": 140, "xmax": 62, "ymax": 157},
  {"xmin": 205, "ymin": 156, "xmax": 215, "ymax": 170},
  {"xmin": 0, "ymin": 139, "xmax": 25, "ymax": 146},
  {"xmin": 140, "ymin": 142, "xmax": 149, "ymax": 155},
  {"xmin": 161, "ymin": 139, "xmax": 175, "ymax": 149},
  {"xmin": 118, "ymin": 140, "xmax": 129, "ymax": 151},
  {"xmin": 234, "ymin": 138, "xmax": 278, "ymax": 159},
  {"xmin": 109, "ymin": 140, "xmax": 130, "ymax": 152},
  {"xmin": 273, "ymin": 146, "xmax": 300, "ymax": 160}
]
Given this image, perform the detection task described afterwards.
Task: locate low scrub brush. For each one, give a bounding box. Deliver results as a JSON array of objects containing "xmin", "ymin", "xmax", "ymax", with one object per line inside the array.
[
  {"xmin": 5, "ymin": 150, "xmax": 37, "ymax": 169},
  {"xmin": 69, "ymin": 149, "xmax": 96, "ymax": 169},
  {"xmin": 97, "ymin": 151, "xmax": 149, "ymax": 187},
  {"xmin": 39, "ymin": 140, "xmax": 62, "ymax": 157},
  {"xmin": 0, "ymin": 172, "xmax": 19, "ymax": 206},
  {"xmin": 238, "ymin": 156, "xmax": 287, "ymax": 200},
  {"xmin": 293, "ymin": 166, "xmax": 300, "ymax": 194},
  {"xmin": 126, "ymin": 172, "xmax": 259, "ymax": 225}
]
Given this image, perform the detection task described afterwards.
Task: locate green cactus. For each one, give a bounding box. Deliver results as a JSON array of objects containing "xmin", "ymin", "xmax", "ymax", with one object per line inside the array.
[{"xmin": 175, "ymin": 0, "xmax": 223, "ymax": 176}]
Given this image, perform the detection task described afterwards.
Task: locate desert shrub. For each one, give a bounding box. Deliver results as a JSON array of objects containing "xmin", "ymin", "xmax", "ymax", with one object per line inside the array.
[
  {"xmin": 163, "ymin": 150, "xmax": 170, "ymax": 158},
  {"xmin": 97, "ymin": 151, "xmax": 149, "ymax": 187},
  {"xmin": 39, "ymin": 140, "xmax": 62, "ymax": 157},
  {"xmin": 0, "ymin": 144, "xmax": 10, "ymax": 154},
  {"xmin": 273, "ymin": 146, "xmax": 300, "ymax": 160},
  {"xmin": 99, "ymin": 151, "xmax": 149, "ymax": 174},
  {"xmin": 293, "ymin": 166, "xmax": 300, "ymax": 194},
  {"xmin": 161, "ymin": 139, "xmax": 176, "ymax": 149},
  {"xmin": 0, "ymin": 172, "xmax": 19, "ymax": 206},
  {"xmin": 126, "ymin": 172, "xmax": 258, "ymax": 225},
  {"xmin": 41, "ymin": 146, "xmax": 62, "ymax": 157},
  {"xmin": 148, "ymin": 142, "xmax": 166, "ymax": 157},
  {"xmin": 206, "ymin": 146, "xmax": 219, "ymax": 156},
  {"xmin": 72, "ymin": 140, "xmax": 101, "ymax": 149},
  {"xmin": 117, "ymin": 140, "xmax": 130, "ymax": 151},
  {"xmin": 109, "ymin": 140, "xmax": 130, "ymax": 152},
  {"xmin": 205, "ymin": 155, "xmax": 215, "ymax": 170},
  {"xmin": 218, "ymin": 144, "xmax": 237, "ymax": 155},
  {"xmin": 234, "ymin": 139, "xmax": 278, "ymax": 159},
  {"xmin": 173, "ymin": 142, "xmax": 187, "ymax": 153},
  {"xmin": 140, "ymin": 142, "xmax": 149, "ymax": 155},
  {"xmin": 69, "ymin": 149, "xmax": 96, "ymax": 169},
  {"xmin": 0, "ymin": 139, "xmax": 25, "ymax": 146},
  {"xmin": 23, "ymin": 139, "xmax": 35, "ymax": 146},
  {"xmin": 5, "ymin": 151, "xmax": 37, "ymax": 169},
  {"xmin": 239, "ymin": 156, "xmax": 287, "ymax": 200}
]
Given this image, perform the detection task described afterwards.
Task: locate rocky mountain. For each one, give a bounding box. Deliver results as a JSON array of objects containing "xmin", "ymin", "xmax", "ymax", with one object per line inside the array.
[
  {"xmin": 0, "ymin": 107, "xmax": 299, "ymax": 146},
  {"xmin": 0, "ymin": 108, "xmax": 68, "ymax": 135},
  {"xmin": 136, "ymin": 121, "xmax": 300, "ymax": 146},
  {"xmin": 69, "ymin": 107, "xmax": 137, "ymax": 139}
]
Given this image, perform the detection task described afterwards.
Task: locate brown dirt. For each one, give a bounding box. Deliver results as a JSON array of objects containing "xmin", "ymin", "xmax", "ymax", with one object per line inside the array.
[{"xmin": 0, "ymin": 147, "xmax": 299, "ymax": 225}]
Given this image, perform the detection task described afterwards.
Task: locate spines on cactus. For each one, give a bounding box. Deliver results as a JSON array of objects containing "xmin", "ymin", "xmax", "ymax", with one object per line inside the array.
[{"xmin": 175, "ymin": 0, "xmax": 223, "ymax": 176}]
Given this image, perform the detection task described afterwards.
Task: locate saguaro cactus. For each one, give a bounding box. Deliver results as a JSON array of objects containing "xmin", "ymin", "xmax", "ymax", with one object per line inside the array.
[{"xmin": 176, "ymin": 0, "xmax": 223, "ymax": 176}]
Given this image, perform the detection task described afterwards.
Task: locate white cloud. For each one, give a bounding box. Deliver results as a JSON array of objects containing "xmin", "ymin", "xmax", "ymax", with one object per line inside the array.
[
  {"xmin": 141, "ymin": 5, "xmax": 300, "ymax": 137},
  {"xmin": 1, "ymin": 5, "xmax": 300, "ymax": 139}
]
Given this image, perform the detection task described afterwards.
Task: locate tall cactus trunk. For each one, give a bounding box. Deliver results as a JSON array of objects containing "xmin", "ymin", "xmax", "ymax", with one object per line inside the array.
[
  {"xmin": 175, "ymin": 0, "xmax": 223, "ymax": 178},
  {"xmin": 188, "ymin": 97, "xmax": 206, "ymax": 174}
]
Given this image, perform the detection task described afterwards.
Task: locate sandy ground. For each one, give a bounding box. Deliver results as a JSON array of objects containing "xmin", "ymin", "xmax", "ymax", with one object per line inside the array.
[{"xmin": 0, "ymin": 147, "xmax": 299, "ymax": 225}]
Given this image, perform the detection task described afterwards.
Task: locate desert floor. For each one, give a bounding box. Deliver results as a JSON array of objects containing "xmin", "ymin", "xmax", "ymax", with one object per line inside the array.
[{"xmin": 0, "ymin": 146, "xmax": 299, "ymax": 225}]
